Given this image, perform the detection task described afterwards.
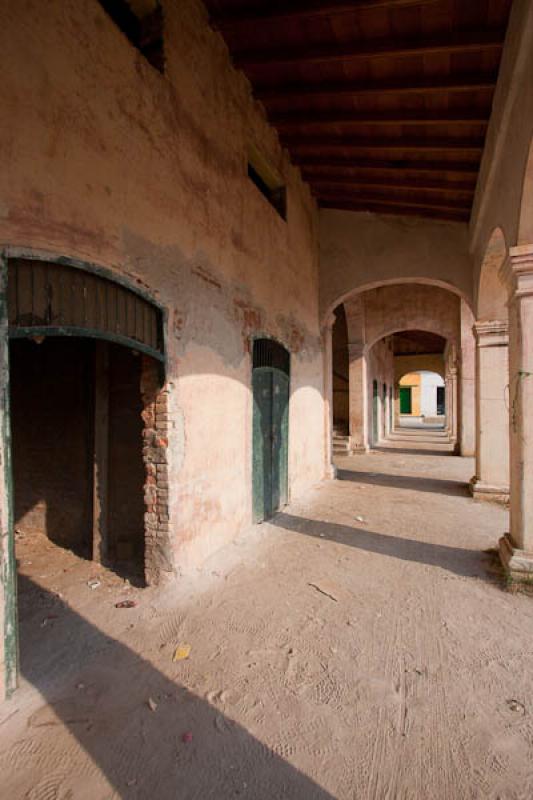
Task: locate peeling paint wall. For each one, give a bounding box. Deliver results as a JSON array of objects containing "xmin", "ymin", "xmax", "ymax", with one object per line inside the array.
[{"xmin": 0, "ymin": 0, "xmax": 324, "ymax": 576}]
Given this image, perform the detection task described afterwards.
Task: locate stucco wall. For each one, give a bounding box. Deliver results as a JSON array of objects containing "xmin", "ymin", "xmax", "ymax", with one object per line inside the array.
[
  {"xmin": 0, "ymin": 0, "xmax": 324, "ymax": 573},
  {"xmin": 319, "ymin": 210, "xmax": 473, "ymax": 321},
  {"xmin": 362, "ymin": 284, "xmax": 461, "ymax": 350}
]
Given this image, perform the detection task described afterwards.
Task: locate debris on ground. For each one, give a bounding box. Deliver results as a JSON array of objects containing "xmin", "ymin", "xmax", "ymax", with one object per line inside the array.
[
  {"xmin": 173, "ymin": 644, "xmax": 191, "ymax": 661},
  {"xmin": 147, "ymin": 698, "xmax": 158, "ymax": 712},
  {"xmin": 355, "ymin": 516, "xmax": 365, "ymax": 523},
  {"xmin": 87, "ymin": 578, "xmax": 101, "ymax": 590},
  {"xmin": 507, "ymin": 699, "xmax": 525, "ymax": 714},
  {"xmin": 182, "ymin": 732, "xmax": 193, "ymax": 743},
  {"xmin": 40, "ymin": 614, "xmax": 58, "ymax": 627},
  {"xmin": 308, "ymin": 583, "xmax": 338, "ymax": 602},
  {"xmin": 115, "ymin": 600, "xmax": 137, "ymax": 608}
]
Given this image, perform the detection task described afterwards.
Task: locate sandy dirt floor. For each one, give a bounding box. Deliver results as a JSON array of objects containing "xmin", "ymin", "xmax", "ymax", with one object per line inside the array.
[{"xmin": 2, "ymin": 438, "xmax": 533, "ymax": 799}]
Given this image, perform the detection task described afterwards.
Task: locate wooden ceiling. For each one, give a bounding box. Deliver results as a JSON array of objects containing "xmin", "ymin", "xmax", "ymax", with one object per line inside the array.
[{"xmin": 205, "ymin": 0, "xmax": 513, "ymax": 222}]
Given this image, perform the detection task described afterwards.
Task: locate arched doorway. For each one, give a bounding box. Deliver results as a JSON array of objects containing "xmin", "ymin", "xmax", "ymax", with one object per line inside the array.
[
  {"xmin": 7, "ymin": 257, "xmax": 167, "ymax": 582},
  {"xmin": 252, "ymin": 338, "xmax": 289, "ymax": 523}
]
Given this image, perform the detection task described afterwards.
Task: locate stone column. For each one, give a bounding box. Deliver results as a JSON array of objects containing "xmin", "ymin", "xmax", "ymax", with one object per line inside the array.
[
  {"xmin": 499, "ymin": 245, "xmax": 533, "ymax": 578},
  {"xmin": 447, "ymin": 366, "xmax": 458, "ymax": 446},
  {"xmin": 322, "ymin": 316, "xmax": 337, "ymax": 479},
  {"xmin": 471, "ymin": 321, "xmax": 509, "ymax": 502},
  {"xmin": 348, "ymin": 343, "xmax": 368, "ymax": 452},
  {"xmin": 460, "ymin": 300, "xmax": 476, "ymax": 456}
]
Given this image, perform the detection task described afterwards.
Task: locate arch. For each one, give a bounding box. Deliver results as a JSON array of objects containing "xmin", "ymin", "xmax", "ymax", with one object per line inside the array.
[
  {"xmin": 396, "ymin": 361, "xmax": 446, "ymax": 381},
  {"xmin": 518, "ymin": 137, "xmax": 533, "ymax": 245},
  {"xmin": 476, "ymin": 227, "xmax": 508, "ymax": 321},
  {"xmin": 366, "ymin": 326, "xmax": 451, "ymax": 354},
  {"xmin": 323, "ymin": 277, "xmax": 472, "ymax": 330}
]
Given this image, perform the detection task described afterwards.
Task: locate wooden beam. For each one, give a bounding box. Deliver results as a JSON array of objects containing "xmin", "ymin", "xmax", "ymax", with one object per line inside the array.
[
  {"xmin": 258, "ymin": 74, "xmax": 498, "ymax": 103},
  {"xmin": 288, "ymin": 136, "xmax": 485, "ymax": 153},
  {"xmin": 212, "ymin": 0, "xmax": 438, "ymax": 28},
  {"xmin": 294, "ymin": 156, "xmax": 480, "ymax": 174},
  {"xmin": 310, "ymin": 177, "xmax": 476, "ymax": 194},
  {"xmin": 274, "ymin": 109, "xmax": 490, "ymax": 128},
  {"xmin": 234, "ymin": 31, "xmax": 504, "ymax": 69},
  {"xmin": 318, "ymin": 193, "xmax": 471, "ymax": 212},
  {"xmin": 92, "ymin": 341, "xmax": 110, "ymax": 565},
  {"xmin": 320, "ymin": 198, "xmax": 470, "ymax": 221}
]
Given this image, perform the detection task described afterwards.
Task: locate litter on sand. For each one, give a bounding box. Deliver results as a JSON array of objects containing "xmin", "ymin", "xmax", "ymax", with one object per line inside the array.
[
  {"xmin": 115, "ymin": 600, "xmax": 137, "ymax": 608},
  {"xmin": 147, "ymin": 698, "xmax": 158, "ymax": 712},
  {"xmin": 173, "ymin": 643, "xmax": 191, "ymax": 662},
  {"xmin": 308, "ymin": 583, "xmax": 338, "ymax": 602}
]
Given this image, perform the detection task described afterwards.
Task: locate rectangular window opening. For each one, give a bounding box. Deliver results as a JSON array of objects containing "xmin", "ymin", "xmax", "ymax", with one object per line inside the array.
[
  {"xmin": 247, "ymin": 148, "xmax": 287, "ymax": 221},
  {"xmin": 98, "ymin": 0, "xmax": 164, "ymax": 73}
]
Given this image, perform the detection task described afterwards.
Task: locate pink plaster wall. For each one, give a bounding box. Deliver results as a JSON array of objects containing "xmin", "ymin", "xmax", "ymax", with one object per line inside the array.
[{"xmin": 0, "ymin": 0, "xmax": 325, "ymax": 573}]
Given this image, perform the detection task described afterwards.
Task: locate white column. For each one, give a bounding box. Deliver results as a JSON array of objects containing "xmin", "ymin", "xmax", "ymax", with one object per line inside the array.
[
  {"xmin": 460, "ymin": 300, "xmax": 476, "ymax": 456},
  {"xmin": 499, "ymin": 245, "xmax": 533, "ymax": 577},
  {"xmin": 471, "ymin": 321, "xmax": 509, "ymax": 501},
  {"xmin": 322, "ymin": 316, "xmax": 337, "ymax": 480},
  {"xmin": 348, "ymin": 343, "xmax": 368, "ymax": 452}
]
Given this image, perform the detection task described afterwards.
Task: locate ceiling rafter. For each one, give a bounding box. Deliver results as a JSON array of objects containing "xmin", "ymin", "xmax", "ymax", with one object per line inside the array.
[
  {"xmin": 294, "ymin": 157, "xmax": 480, "ymax": 174},
  {"xmin": 273, "ymin": 110, "xmax": 490, "ymax": 128},
  {"xmin": 211, "ymin": 0, "xmax": 439, "ymax": 28},
  {"xmin": 258, "ymin": 75, "xmax": 498, "ymax": 103},
  {"xmin": 288, "ymin": 137, "xmax": 485, "ymax": 153},
  {"xmin": 234, "ymin": 30, "xmax": 504, "ymax": 69},
  {"xmin": 320, "ymin": 198, "xmax": 471, "ymax": 221},
  {"xmin": 311, "ymin": 178, "xmax": 476, "ymax": 195}
]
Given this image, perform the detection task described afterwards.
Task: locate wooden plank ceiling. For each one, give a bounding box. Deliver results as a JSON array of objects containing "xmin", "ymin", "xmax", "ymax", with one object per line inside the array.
[{"xmin": 205, "ymin": 0, "xmax": 513, "ymax": 222}]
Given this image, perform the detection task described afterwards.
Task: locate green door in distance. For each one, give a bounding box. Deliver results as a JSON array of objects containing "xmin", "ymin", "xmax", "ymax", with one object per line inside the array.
[
  {"xmin": 399, "ymin": 386, "xmax": 412, "ymax": 414},
  {"xmin": 252, "ymin": 340, "xmax": 289, "ymax": 523}
]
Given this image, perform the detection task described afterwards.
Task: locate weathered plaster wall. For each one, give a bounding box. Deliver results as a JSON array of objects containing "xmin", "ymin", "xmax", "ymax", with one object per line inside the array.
[
  {"xmin": 0, "ymin": 0, "xmax": 324, "ymax": 573},
  {"xmin": 362, "ymin": 284, "xmax": 461, "ymax": 350},
  {"xmin": 319, "ymin": 210, "xmax": 473, "ymax": 321},
  {"xmin": 395, "ymin": 354, "xmax": 445, "ymax": 382},
  {"xmin": 470, "ymin": 0, "xmax": 533, "ymax": 293}
]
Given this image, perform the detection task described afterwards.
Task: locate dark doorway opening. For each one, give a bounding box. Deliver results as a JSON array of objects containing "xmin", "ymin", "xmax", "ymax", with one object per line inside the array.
[{"xmin": 10, "ymin": 338, "xmax": 146, "ymax": 581}]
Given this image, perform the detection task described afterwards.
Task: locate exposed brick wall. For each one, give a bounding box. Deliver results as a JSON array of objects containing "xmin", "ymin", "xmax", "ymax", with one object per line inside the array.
[
  {"xmin": 140, "ymin": 356, "xmax": 174, "ymax": 585},
  {"xmin": 108, "ymin": 345, "xmax": 145, "ymax": 567}
]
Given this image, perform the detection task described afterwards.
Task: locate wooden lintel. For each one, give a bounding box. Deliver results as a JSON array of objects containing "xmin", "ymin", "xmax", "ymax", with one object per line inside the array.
[
  {"xmin": 92, "ymin": 341, "xmax": 109, "ymax": 564},
  {"xmin": 234, "ymin": 31, "xmax": 504, "ymax": 70}
]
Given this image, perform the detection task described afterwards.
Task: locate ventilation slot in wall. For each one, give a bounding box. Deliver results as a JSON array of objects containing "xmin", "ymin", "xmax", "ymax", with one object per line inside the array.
[
  {"xmin": 247, "ymin": 145, "xmax": 287, "ymax": 221},
  {"xmin": 98, "ymin": 0, "xmax": 164, "ymax": 73}
]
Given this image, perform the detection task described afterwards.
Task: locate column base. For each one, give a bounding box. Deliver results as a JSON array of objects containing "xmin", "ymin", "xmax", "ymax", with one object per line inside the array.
[
  {"xmin": 325, "ymin": 464, "xmax": 337, "ymax": 480},
  {"xmin": 350, "ymin": 444, "xmax": 369, "ymax": 454},
  {"xmin": 470, "ymin": 477, "xmax": 509, "ymax": 504},
  {"xmin": 499, "ymin": 533, "xmax": 533, "ymax": 583}
]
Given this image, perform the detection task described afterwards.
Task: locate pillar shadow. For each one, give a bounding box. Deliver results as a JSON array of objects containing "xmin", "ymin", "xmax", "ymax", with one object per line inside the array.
[
  {"xmin": 273, "ymin": 513, "xmax": 493, "ymax": 580},
  {"xmin": 14, "ymin": 575, "xmax": 336, "ymax": 800},
  {"xmin": 337, "ymin": 468, "xmax": 470, "ymax": 498}
]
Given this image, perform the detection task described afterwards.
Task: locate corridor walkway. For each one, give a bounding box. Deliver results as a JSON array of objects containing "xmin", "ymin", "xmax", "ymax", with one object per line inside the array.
[{"xmin": 2, "ymin": 450, "xmax": 533, "ymax": 799}]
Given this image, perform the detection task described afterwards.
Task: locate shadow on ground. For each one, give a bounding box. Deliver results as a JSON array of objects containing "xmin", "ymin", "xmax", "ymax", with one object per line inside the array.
[
  {"xmin": 274, "ymin": 513, "xmax": 495, "ymax": 581},
  {"xmin": 337, "ymin": 468, "xmax": 470, "ymax": 498},
  {"xmin": 15, "ymin": 575, "xmax": 336, "ymax": 800}
]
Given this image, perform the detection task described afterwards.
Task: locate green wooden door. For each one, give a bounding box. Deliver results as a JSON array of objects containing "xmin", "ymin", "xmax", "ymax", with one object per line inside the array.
[
  {"xmin": 252, "ymin": 367, "xmax": 289, "ymax": 523},
  {"xmin": 399, "ymin": 386, "xmax": 412, "ymax": 414}
]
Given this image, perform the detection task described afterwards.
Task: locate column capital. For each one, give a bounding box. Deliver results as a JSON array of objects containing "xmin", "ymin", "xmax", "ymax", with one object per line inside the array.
[
  {"xmin": 347, "ymin": 342, "xmax": 365, "ymax": 359},
  {"xmin": 321, "ymin": 313, "xmax": 336, "ymax": 333},
  {"xmin": 473, "ymin": 319, "xmax": 509, "ymax": 347},
  {"xmin": 500, "ymin": 243, "xmax": 533, "ymax": 299}
]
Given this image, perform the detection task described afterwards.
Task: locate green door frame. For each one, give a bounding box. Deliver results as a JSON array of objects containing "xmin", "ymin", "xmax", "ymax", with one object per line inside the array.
[
  {"xmin": 399, "ymin": 386, "xmax": 412, "ymax": 414},
  {"xmin": 0, "ymin": 254, "xmax": 17, "ymax": 698}
]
